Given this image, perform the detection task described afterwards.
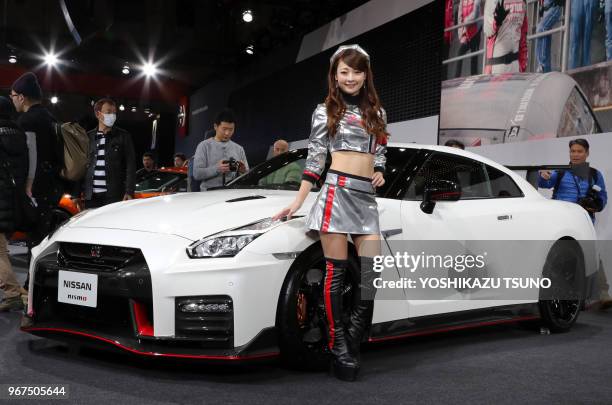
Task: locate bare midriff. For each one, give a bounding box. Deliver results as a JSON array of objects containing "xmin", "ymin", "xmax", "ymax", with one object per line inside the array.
[{"xmin": 329, "ymin": 150, "xmax": 374, "ymax": 179}]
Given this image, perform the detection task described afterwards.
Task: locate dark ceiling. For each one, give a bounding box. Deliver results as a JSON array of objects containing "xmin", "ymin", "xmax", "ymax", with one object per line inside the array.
[{"xmin": 1, "ymin": 0, "xmax": 369, "ymax": 90}]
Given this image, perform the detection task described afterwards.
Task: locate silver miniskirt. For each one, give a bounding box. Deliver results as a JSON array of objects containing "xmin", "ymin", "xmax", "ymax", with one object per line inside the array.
[{"xmin": 305, "ymin": 169, "xmax": 380, "ymax": 235}]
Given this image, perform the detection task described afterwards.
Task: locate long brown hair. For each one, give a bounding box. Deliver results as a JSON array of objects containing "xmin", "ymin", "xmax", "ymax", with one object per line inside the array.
[{"xmin": 325, "ymin": 49, "xmax": 388, "ymax": 144}]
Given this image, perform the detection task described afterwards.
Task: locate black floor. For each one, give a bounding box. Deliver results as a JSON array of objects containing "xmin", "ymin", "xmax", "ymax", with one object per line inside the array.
[{"xmin": 2, "ymin": 256, "xmax": 612, "ymax": 405}]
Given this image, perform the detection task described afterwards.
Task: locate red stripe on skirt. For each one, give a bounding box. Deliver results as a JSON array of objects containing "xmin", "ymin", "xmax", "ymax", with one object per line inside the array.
[
  {"xmin": 322, "ymin": 185, "xmax": 336, "ymax": 232},
  {"xmin": 338, "ymin": 176, "xmax": 346, "ymax": 187},
  {"xmin": 324, "ymin": 260, "xmax": 335, "ymax": 350}
]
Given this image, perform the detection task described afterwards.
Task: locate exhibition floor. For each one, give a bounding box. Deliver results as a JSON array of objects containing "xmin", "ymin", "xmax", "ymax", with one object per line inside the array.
[{"xmin": 2, "ymin": 255, "xmax": 612, "ymax": 405}]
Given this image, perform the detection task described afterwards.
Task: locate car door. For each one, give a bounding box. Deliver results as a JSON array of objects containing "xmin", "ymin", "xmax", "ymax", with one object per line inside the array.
[{"xmin": 397, "ymin": 152, "xmax": 528, "ymax": 317}]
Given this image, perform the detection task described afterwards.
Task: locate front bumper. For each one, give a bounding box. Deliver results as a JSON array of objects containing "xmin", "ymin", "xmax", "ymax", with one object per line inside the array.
[{"xmin": 23, "ymin": 227, "xmax": 291, "ymax": 360}]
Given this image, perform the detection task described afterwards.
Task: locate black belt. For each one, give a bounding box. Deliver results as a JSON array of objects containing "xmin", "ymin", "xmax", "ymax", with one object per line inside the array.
[{"xmin": 487, "ymin": 51, "xmax": 519, "ymax": 66}]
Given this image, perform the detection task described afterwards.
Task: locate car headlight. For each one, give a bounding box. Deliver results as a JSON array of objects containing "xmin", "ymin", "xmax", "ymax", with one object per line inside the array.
[{"xmin": 186, "ymin": 217, "xmax": 285, "ymax": 258}]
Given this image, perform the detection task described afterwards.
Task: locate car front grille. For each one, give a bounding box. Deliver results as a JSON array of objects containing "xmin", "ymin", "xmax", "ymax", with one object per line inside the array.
[{"xmin": 57, "ymin": 242, "xmax": 144, "ymax": 272}]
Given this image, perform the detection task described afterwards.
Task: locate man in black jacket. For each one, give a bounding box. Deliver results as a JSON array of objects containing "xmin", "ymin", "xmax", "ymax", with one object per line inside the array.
[
  {"xmin": 0, "ymin": 96, "xmax": 29, "ymax": 311},
  {"xmin": 10, "ymin": 72, "xmax": 62, "ymax": 252},
  {"xmin": 78, "ymin": 98, "xmax": 135, "ymax": 208}
]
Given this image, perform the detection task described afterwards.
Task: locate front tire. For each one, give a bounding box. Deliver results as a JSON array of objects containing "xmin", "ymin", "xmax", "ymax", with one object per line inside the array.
[{"xmin": 276, "ymin": 246, "xmax": 357, "ymax": 370}]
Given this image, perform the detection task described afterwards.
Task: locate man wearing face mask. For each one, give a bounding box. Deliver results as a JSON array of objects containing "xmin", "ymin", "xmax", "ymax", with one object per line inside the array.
[{"xmin": 78, "ymin": 98, "xmax": 135, "ymax": 208}]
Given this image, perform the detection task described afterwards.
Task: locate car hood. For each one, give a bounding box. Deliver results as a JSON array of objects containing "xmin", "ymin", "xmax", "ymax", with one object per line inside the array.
[{"xmin": 68, "ymin": 189, "xmax": 312, "ymax": 241}]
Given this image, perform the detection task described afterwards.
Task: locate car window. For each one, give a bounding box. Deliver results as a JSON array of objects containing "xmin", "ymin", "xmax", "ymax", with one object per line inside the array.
[
  {"xmin": 404, "ymin": 153, "xmax": 491, "ymax": 200},
  {"xmin": 177, "ymin": 178, "xmax": 188, "ymax": 192},
  {"xmin": 229, "ymin": 147, "xmax": 416, "ymax": 197},
  {"xmin": 375, "ymin": 147, "xmax": 418, "ymax": 198},
  {"xmin": 257, "ymin": 159, "xmax": 305, "ymax": 187},
  {"xmin": 558, "ymin": 87, "xmax": 599, "ymax": 137},
  {"xmin": 135, "ymin": 172, "xmax": 184, "ymax": 192},
  {"xmin": 486, "ymin": 165, "xmax": 524, "ymax": 198}
]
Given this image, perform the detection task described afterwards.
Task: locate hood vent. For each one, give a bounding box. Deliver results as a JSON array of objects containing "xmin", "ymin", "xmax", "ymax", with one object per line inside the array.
[{"xmin": 225, "ymin": 195, "xmax": 266, "ymax": 203}]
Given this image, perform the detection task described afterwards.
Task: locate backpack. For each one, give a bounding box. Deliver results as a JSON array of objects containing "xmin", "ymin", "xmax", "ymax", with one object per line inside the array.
[
  {"xmin": 552, "ymin": 168, "xmax": 598, "ymax": 200},
  {"xmin": 54, "ymin": 122, "xmax": 90, "ymax": 181}
]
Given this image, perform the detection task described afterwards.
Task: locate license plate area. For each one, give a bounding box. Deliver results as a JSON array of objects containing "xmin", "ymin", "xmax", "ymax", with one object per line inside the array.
[{"xmin": 57, "ymin": 270, "xmax": 98, "ymax": 308}]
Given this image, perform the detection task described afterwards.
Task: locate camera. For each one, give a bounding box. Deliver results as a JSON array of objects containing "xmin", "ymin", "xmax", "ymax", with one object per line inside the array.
[
  {"xmin": 223, "ymin": 157, "xmax": 238, "ymax": 172},
  {"xmin": 578, "ymin": 184, "xmax": 603, "ymax": 213}
]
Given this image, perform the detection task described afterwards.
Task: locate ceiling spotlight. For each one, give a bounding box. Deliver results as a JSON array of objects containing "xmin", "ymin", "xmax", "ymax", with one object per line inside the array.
[
  {"xmin": 122, "ymin": 63, "xmax": 130, "ymax": 75},
  {"xmin": 242, "ymin": 9, "xmax": 253, "ymax": 23},
  {"xmin": 8, "ymin": 55, "xmax": 17, "ymax": 64},
  {"xmin": 50, "ymin": 96, "xmax": 59, "ymax": 104},
  {"xmin": 119, "ymin": 104, "xmax": 125, "ymax": 111},
  {"xmin": 142, "ymin": 62, "xmax": 157, "ymax": 77},
  {"xmin": 246, "ymin": 45, "xmax": 254, "ymax": 55},
  {"xmin": 44, "ymin": 52, "xmax": 58, "ymax": 66},
  {"xmin": 131, "ymin": 106, "xmax": 137, "ymax": 113},
  {"xmin": 144, "ymin": 108, "xmax": 151, "ymax": 115}
]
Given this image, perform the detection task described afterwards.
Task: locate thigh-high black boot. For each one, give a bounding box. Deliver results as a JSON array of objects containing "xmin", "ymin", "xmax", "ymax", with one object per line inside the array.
[
  {"xmin": 323, "ymin": 257, "xmax": 359, "ymax": 381},
  {"xmin": 346, "ymin": 256, "xmax": 377, "ymax": 361}
]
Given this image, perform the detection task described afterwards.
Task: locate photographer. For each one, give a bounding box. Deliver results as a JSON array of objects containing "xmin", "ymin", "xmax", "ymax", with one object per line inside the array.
[
  {"xmin": 193, "ymin": 109, "xmax": 248, "ymax": 191},
  {"xmin": 539, "ymin": 138, "xmax": 611, "ymax": 309},
  {"xmin": 539, "ymin": 139, "xmax": 607, "ymax": 222}
]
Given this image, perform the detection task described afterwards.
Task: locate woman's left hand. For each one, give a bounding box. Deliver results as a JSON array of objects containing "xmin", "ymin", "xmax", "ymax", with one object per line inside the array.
[{"xmin": 372, "ymin": 172, "xmax": 385, "ymax": 188}]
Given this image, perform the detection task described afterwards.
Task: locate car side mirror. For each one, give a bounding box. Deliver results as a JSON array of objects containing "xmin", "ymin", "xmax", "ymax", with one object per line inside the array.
[{"xmin": 420, "ymin": 180, "xmax": 461, "ymax": 214}]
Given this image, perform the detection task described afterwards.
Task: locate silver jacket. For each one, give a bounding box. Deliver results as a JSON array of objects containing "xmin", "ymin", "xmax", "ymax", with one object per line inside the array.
[{"xmin": 302, "ymin": 103, "xmax": 388, "ymax": 183}]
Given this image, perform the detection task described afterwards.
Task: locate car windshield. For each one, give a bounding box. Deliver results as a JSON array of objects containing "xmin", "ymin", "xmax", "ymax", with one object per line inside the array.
[
  {"xmin": 135, "ymin": 171, "xmax": 184, "ymax": 192},
  {"xmin": 227, "ymin": 147, "xmax": 416, "ymax": 197}
]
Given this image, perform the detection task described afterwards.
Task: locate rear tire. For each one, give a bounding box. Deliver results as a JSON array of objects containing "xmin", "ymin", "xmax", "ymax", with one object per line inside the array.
[{"xmin": 539, "ymin": 240, "xmax": 584, "ymax": 333}]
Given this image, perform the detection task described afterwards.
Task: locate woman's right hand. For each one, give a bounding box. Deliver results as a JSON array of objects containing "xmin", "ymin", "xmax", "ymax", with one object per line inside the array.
[{"xmin": 272, "ymin": 200, "xmax": 302, "ymax": 221}]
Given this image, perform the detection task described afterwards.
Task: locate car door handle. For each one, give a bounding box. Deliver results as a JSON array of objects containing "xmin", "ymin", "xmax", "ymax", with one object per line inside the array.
[{"xmin": 497, "ymin": 214, "xmax": 512, "ymax": 221}]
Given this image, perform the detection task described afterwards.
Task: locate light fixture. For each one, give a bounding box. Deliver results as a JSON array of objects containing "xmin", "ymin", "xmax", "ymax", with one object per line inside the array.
[
  {"xmin": 119, "ymin": 104, "xmax": 125, "ymax": 111},
  {"xmin": 245, "ymin": 44, "xmax": 254, "ymax": 55},
  {"xmin": 8, "ymin": 55, "xmax": 17, "ymax": 64},
  {"xmin": 50, "ymin": 96, "xmax": 59, "ymax": 104},
  {"xmin": 142, "ymin": 62, "xmax": 157, "ymax": 77},
  {"xmin": 131, "ymin": 106, "xmax": 137, "ymax": 113},
  {"xmin": 242, "ymin": 9, "xmax": 253, "ymax": 23},
  {"xmin": 44, "ymin": 52, "xmax": 58, "ymax": 67},
  {"xmin": 122, "ymin": 63, "xmax": 130, "ymax": 75},
  {"xmin": 144, "ymin": 108, "xmax": 151, "ymax": 114}
]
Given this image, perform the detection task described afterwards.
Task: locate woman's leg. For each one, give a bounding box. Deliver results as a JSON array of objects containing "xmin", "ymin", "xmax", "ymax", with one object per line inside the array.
[
  {"xmin": 346, "ymin": 234, "xmax": 382, "ymax": 354},
  {"xmin": 319, "ymin": 231, "xmax": 358, "ymax": 380}
]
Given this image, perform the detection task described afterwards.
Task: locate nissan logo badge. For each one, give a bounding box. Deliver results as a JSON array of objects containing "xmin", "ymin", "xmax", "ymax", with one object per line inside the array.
[{"xmin": 90, "ymin": 245, "xmax": 102, "ymax": 258}]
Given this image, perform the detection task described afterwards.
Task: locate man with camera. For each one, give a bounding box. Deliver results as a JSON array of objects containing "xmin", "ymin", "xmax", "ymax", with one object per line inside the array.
[
  {"xmin": 539, "ymin": 138, "xmax": 611, "ymax": 309},
  {"xmin": 539, "ymin": 139, "xmax": 607, "ymax": 220},
  {"xmin": 193, "ymin": 109, "xmax": 248, "ymax": 191}
]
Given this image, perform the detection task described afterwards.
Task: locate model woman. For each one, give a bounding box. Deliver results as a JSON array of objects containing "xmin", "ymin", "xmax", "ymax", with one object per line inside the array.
[{"xmin": 273, "ymin": 44, "xmax": 388, "ymax": 381}]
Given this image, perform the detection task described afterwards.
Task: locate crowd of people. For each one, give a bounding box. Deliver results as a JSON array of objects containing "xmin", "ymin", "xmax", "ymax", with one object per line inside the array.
[
  {"xmin": 0, "ymin": 71, "xmax": 302, "ymax": 312},
  {"xmin": 445, "ymin": 0, "xmax": 612, "ymax": 78}
]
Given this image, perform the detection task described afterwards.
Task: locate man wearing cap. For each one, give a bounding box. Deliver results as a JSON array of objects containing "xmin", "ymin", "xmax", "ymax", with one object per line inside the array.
[
  {"xmin": 9, "ymin": 72, "xmax": 62, "ymax": 262},
  {"xmin": 0, "ymin": 97, "xmax": 30, "ymax": 311}
]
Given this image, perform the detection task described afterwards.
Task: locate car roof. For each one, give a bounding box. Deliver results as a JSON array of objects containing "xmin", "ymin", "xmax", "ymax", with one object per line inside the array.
[{"xmin": 388, "ymin": 142, "xmax": 539, "ymax": 195}]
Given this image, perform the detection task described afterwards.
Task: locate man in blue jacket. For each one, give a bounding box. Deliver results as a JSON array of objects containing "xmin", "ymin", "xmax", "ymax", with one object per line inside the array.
[
  {"xmin": 539, "ymin": 139, "xmax": 607, "ymax": 219},
  {"xmin": 539, "ymin": 138, "xmax": 610, "ymax": 309}
]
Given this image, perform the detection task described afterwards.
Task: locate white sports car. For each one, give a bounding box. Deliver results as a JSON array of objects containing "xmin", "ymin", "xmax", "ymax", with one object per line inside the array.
[{"xmin": 23, "ymin": 144, "xmax": 599, "ymax": 366}]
